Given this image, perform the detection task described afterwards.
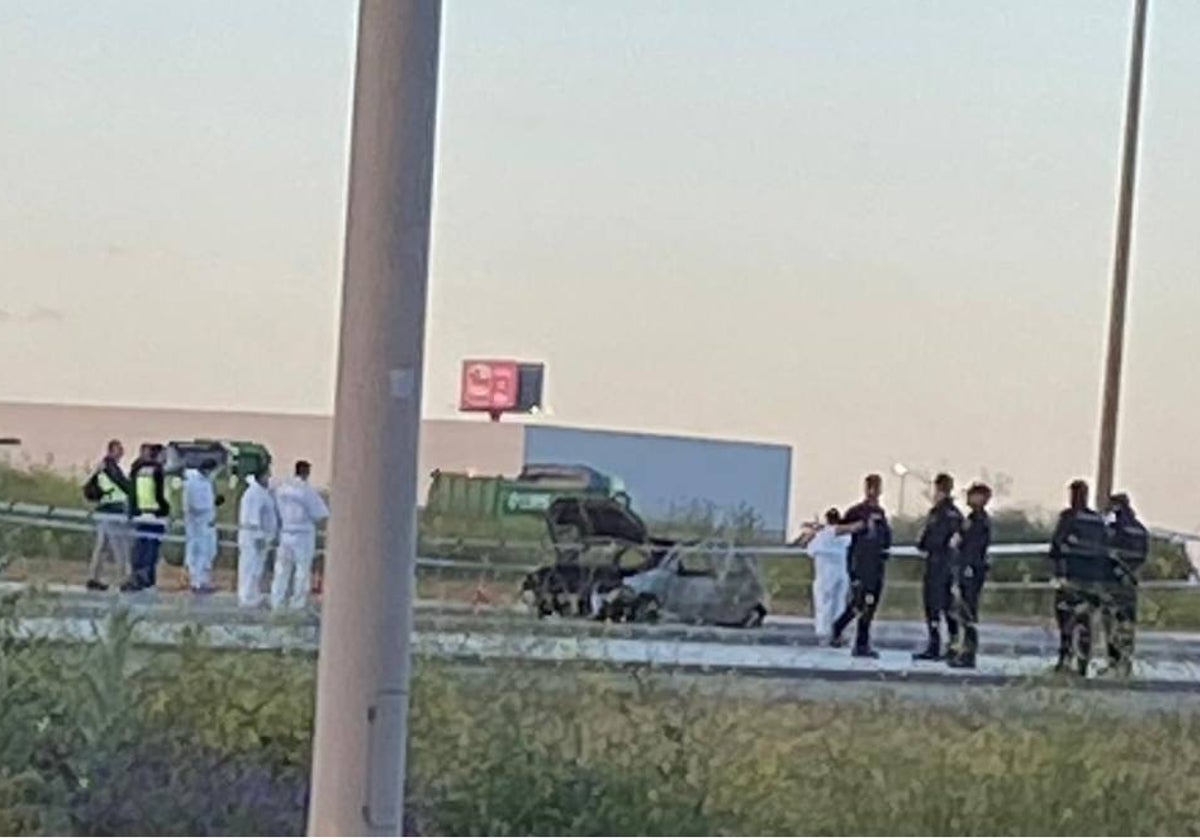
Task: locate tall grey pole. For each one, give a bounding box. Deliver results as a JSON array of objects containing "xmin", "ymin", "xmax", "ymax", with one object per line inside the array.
[
  {"xmin": 308, "ymin": 1, "xmax": 441, "ymax": 835},
  {"xmin": 1096, "ymin": 0, "xmax": 1149, "ymax": 504}
]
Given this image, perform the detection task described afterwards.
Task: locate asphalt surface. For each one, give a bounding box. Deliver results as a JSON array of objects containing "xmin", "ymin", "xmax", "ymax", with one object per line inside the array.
[
  {"xmin": 5, "ymin": 583, "xmax": 1200, "ymax": 696},
  {"xmin": 10, "ymin": 582, "xmax": 1200, "ymax": 662}
]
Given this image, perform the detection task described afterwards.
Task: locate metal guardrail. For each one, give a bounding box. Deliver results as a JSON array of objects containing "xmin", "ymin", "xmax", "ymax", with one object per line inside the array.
[
  {"xmin": 0, "ymin": 502, "xmax": 1052, "ymax": 558},
  {"xmin": 2, "ymin": 500, "xmax": 1198, "ymax": 593}
]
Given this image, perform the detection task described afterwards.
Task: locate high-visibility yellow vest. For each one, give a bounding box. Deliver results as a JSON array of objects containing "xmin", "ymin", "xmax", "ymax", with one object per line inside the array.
[
  {"xmin": 135, "ymin": 469, "xmax": 159, "ymax": 514},
  {"xmin": 96, "ymin": 471, "xmax": 127, "ymax": 506}
]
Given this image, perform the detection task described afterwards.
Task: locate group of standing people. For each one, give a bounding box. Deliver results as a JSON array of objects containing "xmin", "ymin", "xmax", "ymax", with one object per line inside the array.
[
  {"xmin": 802, "ymin": 472, "xmax": 992, "ymax": 666},
  {"xmin": 799, "ymin": 473, "xmax": 908, "ymax": 659},
  {"xmin": 800, "ymin": 471, "xmax": 1148, "ymax": 676},
  {"xmin": 910, "ymin": 473, "xmax": 993, "ymax": 669},
  {"xmin": 85, "ymin": 440, "xmax": 329, "ymax": 611},
  {"xmin": 1050, "ymin": 480, "xmax": 1148, "ymax": 677},
  {"xmin": 86, "ymin": 439, "xmax": 172, "ymax": 592}
]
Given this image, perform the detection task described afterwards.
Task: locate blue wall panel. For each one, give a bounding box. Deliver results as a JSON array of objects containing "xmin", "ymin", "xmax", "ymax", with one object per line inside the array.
[{"xmin": 522, "ymin": 425, "xmax": 791, "ymax": 536}]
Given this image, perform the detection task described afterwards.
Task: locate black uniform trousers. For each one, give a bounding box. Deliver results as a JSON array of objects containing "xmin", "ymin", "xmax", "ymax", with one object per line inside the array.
[
  {"xmin": 832, "ymin": 559, "xmax": 885, "ymax": 651},
  {"xmin": 921, "ymin": 557, "xmax": 955, "ymax": 650},
  {"xmin": 952, "ymin": 563, "xmax": 986, "ymax": 655}
]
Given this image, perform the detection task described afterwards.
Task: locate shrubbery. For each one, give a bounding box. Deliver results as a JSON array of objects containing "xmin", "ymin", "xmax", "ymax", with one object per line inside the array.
[
  {"xmin": 0, "ymin": 602, "xmax": 311, "ymax": 834},
  {"xmin": 5, "ymin": 591, "xmax": 1200, "ymax": 835}
]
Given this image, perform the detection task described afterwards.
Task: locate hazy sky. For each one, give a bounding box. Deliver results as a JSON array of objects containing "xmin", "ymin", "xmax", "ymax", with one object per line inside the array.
[{"xmin": 2, "ymin": 1, "xmax": 1198, "ymax": 528}]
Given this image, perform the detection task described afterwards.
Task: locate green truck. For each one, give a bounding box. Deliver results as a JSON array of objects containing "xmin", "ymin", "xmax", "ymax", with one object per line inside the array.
[{"xmin": 425, "ymin": 463, "xmax": 628, "ymax": 523}]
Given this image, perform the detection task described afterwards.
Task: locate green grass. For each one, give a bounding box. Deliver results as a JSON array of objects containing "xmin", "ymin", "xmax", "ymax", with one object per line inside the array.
[{"xmin": 4, "ymin": 594, "xmax": 1200, "ymax": 835}]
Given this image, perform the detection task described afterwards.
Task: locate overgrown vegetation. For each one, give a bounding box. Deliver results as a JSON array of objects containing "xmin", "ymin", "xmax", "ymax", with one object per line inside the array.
[
  {"xmin": 0, "ymin": 603, "xmax": 310, "ymax": 835},
  {"xmin": 3, "ymin": 596, "xmax": 1200, "ymax": 835}
]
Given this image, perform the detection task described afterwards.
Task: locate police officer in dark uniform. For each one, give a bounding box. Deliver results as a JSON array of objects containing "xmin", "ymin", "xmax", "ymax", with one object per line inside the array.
[
  {"xmin": 913, "ymin": 473, "xmax": 963, "ymax": 661},
  {"xmin": 1102, "ymin": 492, "xmax": 1148, "ymax": 677},
  {"xmin": 947, "ymin": 482, "xmax": 992, "ymax": 669},
  {"xmin": 1048, "ymin": 479, "xmax": 1109, "ymax": 675},
  {"xmin": 831, "ymin": 473, "xmax": 893, "ymax": 658}
]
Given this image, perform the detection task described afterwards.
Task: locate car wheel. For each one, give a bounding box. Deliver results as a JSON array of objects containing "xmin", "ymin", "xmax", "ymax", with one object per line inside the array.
[
  {"xmin": 743, "ymin": 604, "xmax": 767, "ymax": 629},
  {"xmin": 632, "ymin": 594, "xmax": 660, "ymax": 624}
]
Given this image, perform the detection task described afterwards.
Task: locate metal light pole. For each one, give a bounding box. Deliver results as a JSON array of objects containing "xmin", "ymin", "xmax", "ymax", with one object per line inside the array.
[
  {"xmin": 1095, "ymin": 0, "xmax": 1149, "ymax": 504},
  {"xmin": 891, "ymin": 463, "xmax": 909, "ymax": 516},
  {"xmin": 308, "ymin": 1, "xmax": 442, "ymax": 835}
]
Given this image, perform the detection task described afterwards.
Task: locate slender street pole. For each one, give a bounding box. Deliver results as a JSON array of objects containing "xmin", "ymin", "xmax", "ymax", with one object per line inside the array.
[
  {"xmin": 308, "ymin": 1, "xmax": 442, "ymax": 835},
  {"xmin": 1095, "ymin": 0, "xmax": 1149, "ymax": 504}
]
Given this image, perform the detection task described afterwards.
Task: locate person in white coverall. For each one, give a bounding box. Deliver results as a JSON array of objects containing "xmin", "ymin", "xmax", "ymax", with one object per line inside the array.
[
  {"xmin": 183, "ymin": 459, "xmax": 222, "ymax": 593},
  {"xmin": 801, "ymin": 508, "xmax": 853, "ymax": 642},
  {"xmin": 237, "ymin": 468, "xmax": 279, "ymax": 608},
  {"xmin": 271, "ymin": 460, "xmax": 329, "ymax": 611}
]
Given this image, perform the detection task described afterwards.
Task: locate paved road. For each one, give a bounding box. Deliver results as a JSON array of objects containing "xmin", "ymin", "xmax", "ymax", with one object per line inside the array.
[
  {"xmin": 6, "ymin": 583, "xmax": 1200, "ymax": 693},
  {"xmin": 9, "ymin": 582, "xmax": 1200, "ymax": 662}
]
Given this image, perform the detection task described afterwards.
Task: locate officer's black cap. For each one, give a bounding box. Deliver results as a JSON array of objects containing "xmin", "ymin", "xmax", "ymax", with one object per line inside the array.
[
  {"xmin": 967, "ymin": 482, "xmax": 992, "ymax": 498},
  {"xmin": 1109, "ymin": 492, "xmax": 1130, "ymax": 508}
]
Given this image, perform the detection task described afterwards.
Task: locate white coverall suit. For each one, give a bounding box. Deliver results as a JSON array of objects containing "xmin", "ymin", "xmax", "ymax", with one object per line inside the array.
[
  {"xmin": 237, "ymin": 477, "xmax": 279, "ymax": 608},
  {"xmin": 808, "ymin": 526, "xmax": 852, "ymax": 641},
  {"xmin": 182, "ymin": 468, "xmax": 218, "ymax": 591},
  {"xmin": 271, "ymin": 477, "xmax": 329, "ymax": 611}
]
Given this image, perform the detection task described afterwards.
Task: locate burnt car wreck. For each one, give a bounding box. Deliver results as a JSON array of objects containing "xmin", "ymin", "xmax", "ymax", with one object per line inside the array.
[{"xmin": 520, "ymin": 495, "xmax": 767, "ymax": 628}]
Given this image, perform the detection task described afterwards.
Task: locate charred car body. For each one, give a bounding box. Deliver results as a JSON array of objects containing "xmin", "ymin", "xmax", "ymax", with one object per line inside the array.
[{"xmin": 521, "ymin": 495, "xmax": 768, "ymax": 627}]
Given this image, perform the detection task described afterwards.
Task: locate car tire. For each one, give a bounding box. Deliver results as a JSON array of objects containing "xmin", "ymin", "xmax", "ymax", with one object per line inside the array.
[
  {"xmin": 632, "ymin": 594, "xmax": 660, "ymax": 624},
  {"xmin": 743, "ymin": 604, "xmax": 767, "ymax": 629}
]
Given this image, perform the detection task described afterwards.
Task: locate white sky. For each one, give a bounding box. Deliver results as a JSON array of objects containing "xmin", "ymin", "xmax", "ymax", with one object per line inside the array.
[{"xmin": 2, "ymin": 0, "xmax": 1198, "ymax": 528}]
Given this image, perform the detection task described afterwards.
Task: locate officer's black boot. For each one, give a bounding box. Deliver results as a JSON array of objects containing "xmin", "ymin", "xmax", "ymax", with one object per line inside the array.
[
  {"xmin": 851, "ymin": 614, "xmax": 878, "ymax": 658},
  {"xmin": 1054, "ymin": 625, "xmax": 1073, "ymax": 673},
  {"xmin": 1074, "ymin": 620, "xmax": 1092, "ymax": 677},
  {"xmin": 948, "ymin": 652, "xmax": 976, "ymax": 669},
  {"xmin": 913, "ymin": 626, "xmax": 940, "ymax": 661},
  {"xmin": 950, "ymin": 625, "xmax": 977, "ymax": 668}
]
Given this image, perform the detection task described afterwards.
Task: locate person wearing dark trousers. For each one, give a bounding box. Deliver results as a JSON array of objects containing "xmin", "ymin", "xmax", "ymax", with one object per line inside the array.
[
  {"xmin": 947, "ymin": 482, "xmax": 992, "ymax": 669},
  {"xmin": 1101, "ymin": 493, "xmax": 1148, "ymax": 677},
  {"xmin": 123, "ymin": 443, "xmax": 170, "ymax": 592},
  {"xmin": 1048, "ymin": 479, "xmax": 1109, "ymax": 676},
  {"xmin": 913, "ymin": 473, "xmax": 963, "ymax": 661},
  {"xmin": 831, "ymin": 474, "xmax": 893, "ymax": 658}
]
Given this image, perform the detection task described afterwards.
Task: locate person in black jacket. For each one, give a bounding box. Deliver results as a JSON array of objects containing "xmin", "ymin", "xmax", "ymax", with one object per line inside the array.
[
  {"xmin": 831, "ymin": 474, "xmax": 893, "ymax": 658},
  {"xmin": 947, "ymin": 482, "xmax": 992, "ymax": 669},
  {"xmin": 913, "ymin": 473, "xmax": 963, "ymax": 661},
  {"xmin": 1048, "ymin": 479, "xmax": 1109, "ymax": 675},
  {"xmin": 1101, "ymin": 492, "xmax": 1148, "ymax": 677},
  {"xmin": 122, "ymin": 443, "xmax": 171, "ymax": 592},
  {"xmin": 86, "ymin": 439, "xmax": 134, "ymax": 591}
]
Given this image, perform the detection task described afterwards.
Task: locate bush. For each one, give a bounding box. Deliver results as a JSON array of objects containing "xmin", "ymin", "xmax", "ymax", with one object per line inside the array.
[
  {"xmin": 409, "ymin": 666, "xmax": 1200, "ymax": 835},
  {"xmin": 5, "ymin": 593, "xmax": 1200, "ymax": 835},
  {"xmin": 0, "ymin": 602, "xmax": 313, "ymax": 835}
]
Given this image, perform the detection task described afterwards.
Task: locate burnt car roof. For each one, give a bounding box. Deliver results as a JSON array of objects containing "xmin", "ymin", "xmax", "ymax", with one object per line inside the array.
[{"xmin": 546, "ymin": 496, "xmax": 648, "ymax": 545}]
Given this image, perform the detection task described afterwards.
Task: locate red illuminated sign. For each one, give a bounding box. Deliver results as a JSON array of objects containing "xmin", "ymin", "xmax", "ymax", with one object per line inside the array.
[{"xmin": 459, "ymin": 360, "xmax": 519, "ymax": 413}]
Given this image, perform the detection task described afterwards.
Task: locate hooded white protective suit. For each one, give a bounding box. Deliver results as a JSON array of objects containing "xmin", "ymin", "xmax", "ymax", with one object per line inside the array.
[
  {"xmin": 270, "ymin": 477, "xmax": 330, "ymax": 610},
  {"xmin": 182, "ymin": 468, "xmax": 218, "ymax": 591},
  {"xmin": 237, "ymin": 476, "xmax": 279, "ymax": 608},
  {"xmin": 807, "ymin": 526, "xmax": 852, "ymax": 640}
]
